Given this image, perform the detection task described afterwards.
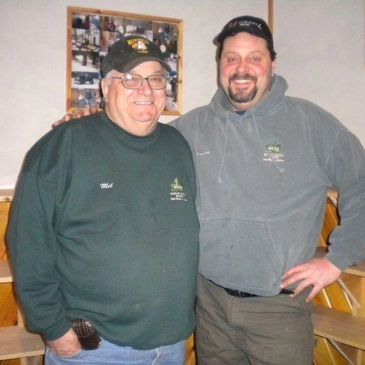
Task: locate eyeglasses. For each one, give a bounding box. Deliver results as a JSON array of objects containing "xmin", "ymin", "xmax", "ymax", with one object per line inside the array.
[{"xmin": 111, "ymin": 73, "xmax": 169, "ymax": 90}]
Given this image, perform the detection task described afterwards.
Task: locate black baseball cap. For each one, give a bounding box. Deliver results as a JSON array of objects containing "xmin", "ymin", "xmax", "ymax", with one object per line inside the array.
[
  {"xmin": 214, "ymin": 16, "xmax": 276, "ymax": 60},
  {"xmin": 101, "ymin": 35, "xmax": 172, "ymax": 76}
]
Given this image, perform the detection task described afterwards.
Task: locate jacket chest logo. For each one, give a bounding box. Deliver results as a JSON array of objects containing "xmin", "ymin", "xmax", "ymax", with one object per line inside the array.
[
  {"xmin": 263, "ymin": 141, "xmax": 285, "ymax": 162},
  {"xmin": 170, "ymin": 178, "xmax": 187, "ymax": 202}
]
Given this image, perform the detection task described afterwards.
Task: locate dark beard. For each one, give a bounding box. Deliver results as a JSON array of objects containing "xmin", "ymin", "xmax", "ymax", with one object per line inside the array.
[{"xmin": 228, "ymin": 73, "xmax": 257, "ymax": 103}]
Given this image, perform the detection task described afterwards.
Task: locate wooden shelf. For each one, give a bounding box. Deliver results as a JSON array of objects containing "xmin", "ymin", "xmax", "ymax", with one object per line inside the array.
[
  {"xmin": 0, "ymin": 262, "xmax": 45, "ymax": 362},
  {"xmin": 0, "ymin": 260, "xmax": 12, "ymax": 283},
  {"xmin": 312, "ymin": 305, "xmax": 365, "ymax": 350},
  {"xmin": 0, "ymin": 189, "xmax": 14, "ymax": 202},
  {"xmin": 346, "ymin": 261, "xmax": 365, "ymax": 278},
  {"xmin": 0, "ymin": 326, "xmax": 44, "ymax": 360}
]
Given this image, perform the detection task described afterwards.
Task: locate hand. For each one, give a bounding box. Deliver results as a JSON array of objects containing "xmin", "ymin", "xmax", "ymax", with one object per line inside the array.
[
  {"xmin": 281, "ymin": 257, "xmax": 342, "ymax": 302},
  {"xmin": 47, "ymin": 328, "xmax": 81, "ymax": 357},
  {"xmin": 52, "ymin": 106, "xmax": 98, "ymax": 128}
]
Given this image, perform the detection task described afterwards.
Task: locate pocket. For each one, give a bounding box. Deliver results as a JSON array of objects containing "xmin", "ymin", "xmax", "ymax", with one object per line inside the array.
[
  {"xmin": 46, "ymin": 346, "xmax": 84, "ymax": 361},
  {"xmin": 199, "ymin": 218, "xmax": 283, "ymax": 293},
  {"xmin": 261, "ymin": 342, "xmax": 315, "ymax": 365}
]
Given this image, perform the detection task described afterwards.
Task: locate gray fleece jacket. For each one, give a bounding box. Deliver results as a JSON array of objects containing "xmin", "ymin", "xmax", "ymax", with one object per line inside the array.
[{"xmin": 172, "ymin": 74, "xmax": 365, "ymax": 296}]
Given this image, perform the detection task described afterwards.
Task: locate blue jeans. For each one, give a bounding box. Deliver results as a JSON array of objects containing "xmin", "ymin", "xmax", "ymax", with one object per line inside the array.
[{"xmin": 45, "ymin": 338, "xmax": 186, "ymax": 365}]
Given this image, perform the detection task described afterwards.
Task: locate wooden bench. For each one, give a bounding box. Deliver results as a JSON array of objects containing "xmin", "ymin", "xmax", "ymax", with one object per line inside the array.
[
  {"xmin": 313, "ymin": 228, "xmax": 365, "ymax": 365},
  {"xmin": 0, "ymin": 259, "xmax": 12, "ymax": 283},
  {"xmin": 312, "ymin": 305, "xmax": 365, "ymax": 350},
  {"xmin": 0, "ymin": 326, "xmax": 45, "ymax": 360},
  {"xmin": 0, "ymin": 261, "xmax": 45, "ymax": 361}
]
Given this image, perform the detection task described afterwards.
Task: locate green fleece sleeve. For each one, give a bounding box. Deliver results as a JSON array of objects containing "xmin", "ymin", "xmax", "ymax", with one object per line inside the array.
[{"xmin": 7, "ymin": 163, "xmax": 71, "ymax": 341}]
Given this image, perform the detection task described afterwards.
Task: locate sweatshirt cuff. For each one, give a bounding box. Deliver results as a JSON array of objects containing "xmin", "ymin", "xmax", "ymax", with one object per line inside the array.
[
  {"xmin": 324, "ymin": 251, "xmax": 354, "ymax": 272},
  {"xmin": 41, "ymin": 318, "xmax": 72, "ymax": 342}
]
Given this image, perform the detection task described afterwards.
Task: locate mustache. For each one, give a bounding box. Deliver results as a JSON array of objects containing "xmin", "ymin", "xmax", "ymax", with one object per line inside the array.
[{"xmin": 229, "ymin": 73, "xmax": 257, "ymax": 83}]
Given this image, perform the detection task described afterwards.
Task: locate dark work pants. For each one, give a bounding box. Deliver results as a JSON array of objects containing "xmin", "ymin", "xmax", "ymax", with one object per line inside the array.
[{"xmin": 195, "ymin": 274, "xmax": 315, "ymax": 365}]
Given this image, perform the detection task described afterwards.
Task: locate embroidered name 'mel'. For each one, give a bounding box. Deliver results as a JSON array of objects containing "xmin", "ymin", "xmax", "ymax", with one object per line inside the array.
[{"xmin": 100, "ymin": 183, "xmax": 114, "ymax": 189}]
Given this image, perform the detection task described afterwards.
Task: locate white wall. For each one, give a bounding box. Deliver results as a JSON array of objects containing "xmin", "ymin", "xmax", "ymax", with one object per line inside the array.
[
  {"xmin": 0, "ymin": 0, "xmax": 364, "ymax": 189},
  {"xmin": 275, "ymin": 0, "xmax": 365, "ymax": 143},
  {"xmin": 0, "ymin": 0, "xmax": 267, "ymax": 188}
]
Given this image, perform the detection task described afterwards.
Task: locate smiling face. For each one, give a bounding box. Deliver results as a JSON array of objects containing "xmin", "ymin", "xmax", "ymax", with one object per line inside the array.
[
  {"xmin": 219, "ymin": 32, "xmax": 275, "ymax": 111},
  {"xmin": 101, "ymin": 61, "xmax": 167, "ymax": 136}
]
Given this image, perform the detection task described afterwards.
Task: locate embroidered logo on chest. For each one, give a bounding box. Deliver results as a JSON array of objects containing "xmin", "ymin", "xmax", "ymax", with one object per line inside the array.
[
  {"xmin": 263, "ymin": 141, "xmax": 285, "ymax": 162},
  {"xmin": 170, "ymin": 178, "xmax": 187, "ymax": 202}
]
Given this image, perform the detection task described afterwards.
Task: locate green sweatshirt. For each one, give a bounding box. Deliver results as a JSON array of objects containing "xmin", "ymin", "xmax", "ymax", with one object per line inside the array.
[{"xmin": 7, "ymin": 111, "xmax": 199, "ymax": 350}]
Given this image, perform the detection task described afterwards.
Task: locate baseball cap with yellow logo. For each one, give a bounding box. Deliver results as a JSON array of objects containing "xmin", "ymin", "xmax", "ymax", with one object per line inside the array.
[{"xmin": 101, "ymin": 35, "xmax": 172, "ymax": 76}]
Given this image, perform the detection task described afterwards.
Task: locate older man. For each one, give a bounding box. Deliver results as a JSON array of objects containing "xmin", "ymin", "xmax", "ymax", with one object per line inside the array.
[{"xmin": 7, "ymin": 35, "xmax": 199, "ymax": 365}]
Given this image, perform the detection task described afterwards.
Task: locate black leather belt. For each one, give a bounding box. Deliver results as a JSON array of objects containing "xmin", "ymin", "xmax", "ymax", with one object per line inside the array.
[{"xmin": 224, "ymin": 287, "xmax": 294, "ymax": 298}]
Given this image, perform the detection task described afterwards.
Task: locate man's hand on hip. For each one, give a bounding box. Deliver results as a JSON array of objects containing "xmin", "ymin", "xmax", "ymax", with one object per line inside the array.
[{"xmin": 281, "ymin": 257, "xmax": 342, "ymax": 302}]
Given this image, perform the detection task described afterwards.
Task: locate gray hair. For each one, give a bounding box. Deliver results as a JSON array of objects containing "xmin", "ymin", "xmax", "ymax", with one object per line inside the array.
[{"xmin": 103, "ymin": 70, "xmax": 117, "ymax": 86}]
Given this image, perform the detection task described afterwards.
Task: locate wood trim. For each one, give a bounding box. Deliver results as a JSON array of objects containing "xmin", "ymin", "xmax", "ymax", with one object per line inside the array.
[
  {"xmin": 0, "ymin": 261, "xmax": 12, "ymax": 283},
  {"xmin": 268, "ymin": 0, "xmax": 274, "ymax": 33},
  {"xmin": 312, "ymin": 305, "xmax": 365, "ymax": 350},
  {"xmin": 0, "ymin": 326, "xmax": 44, "ymax": 360},
  {"xmin": 0, "ymin": 189, "xmax": 14, "ymax": 202}
]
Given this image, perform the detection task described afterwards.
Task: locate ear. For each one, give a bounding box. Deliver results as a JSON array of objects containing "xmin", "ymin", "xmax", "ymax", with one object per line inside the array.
[
  {"xmin": 271, "ymin": 60, "xmax": 276, "ymax": 75},
  {"xmin": 101, "ymin": 78, "xmax": 109, "ymax": 100}
]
